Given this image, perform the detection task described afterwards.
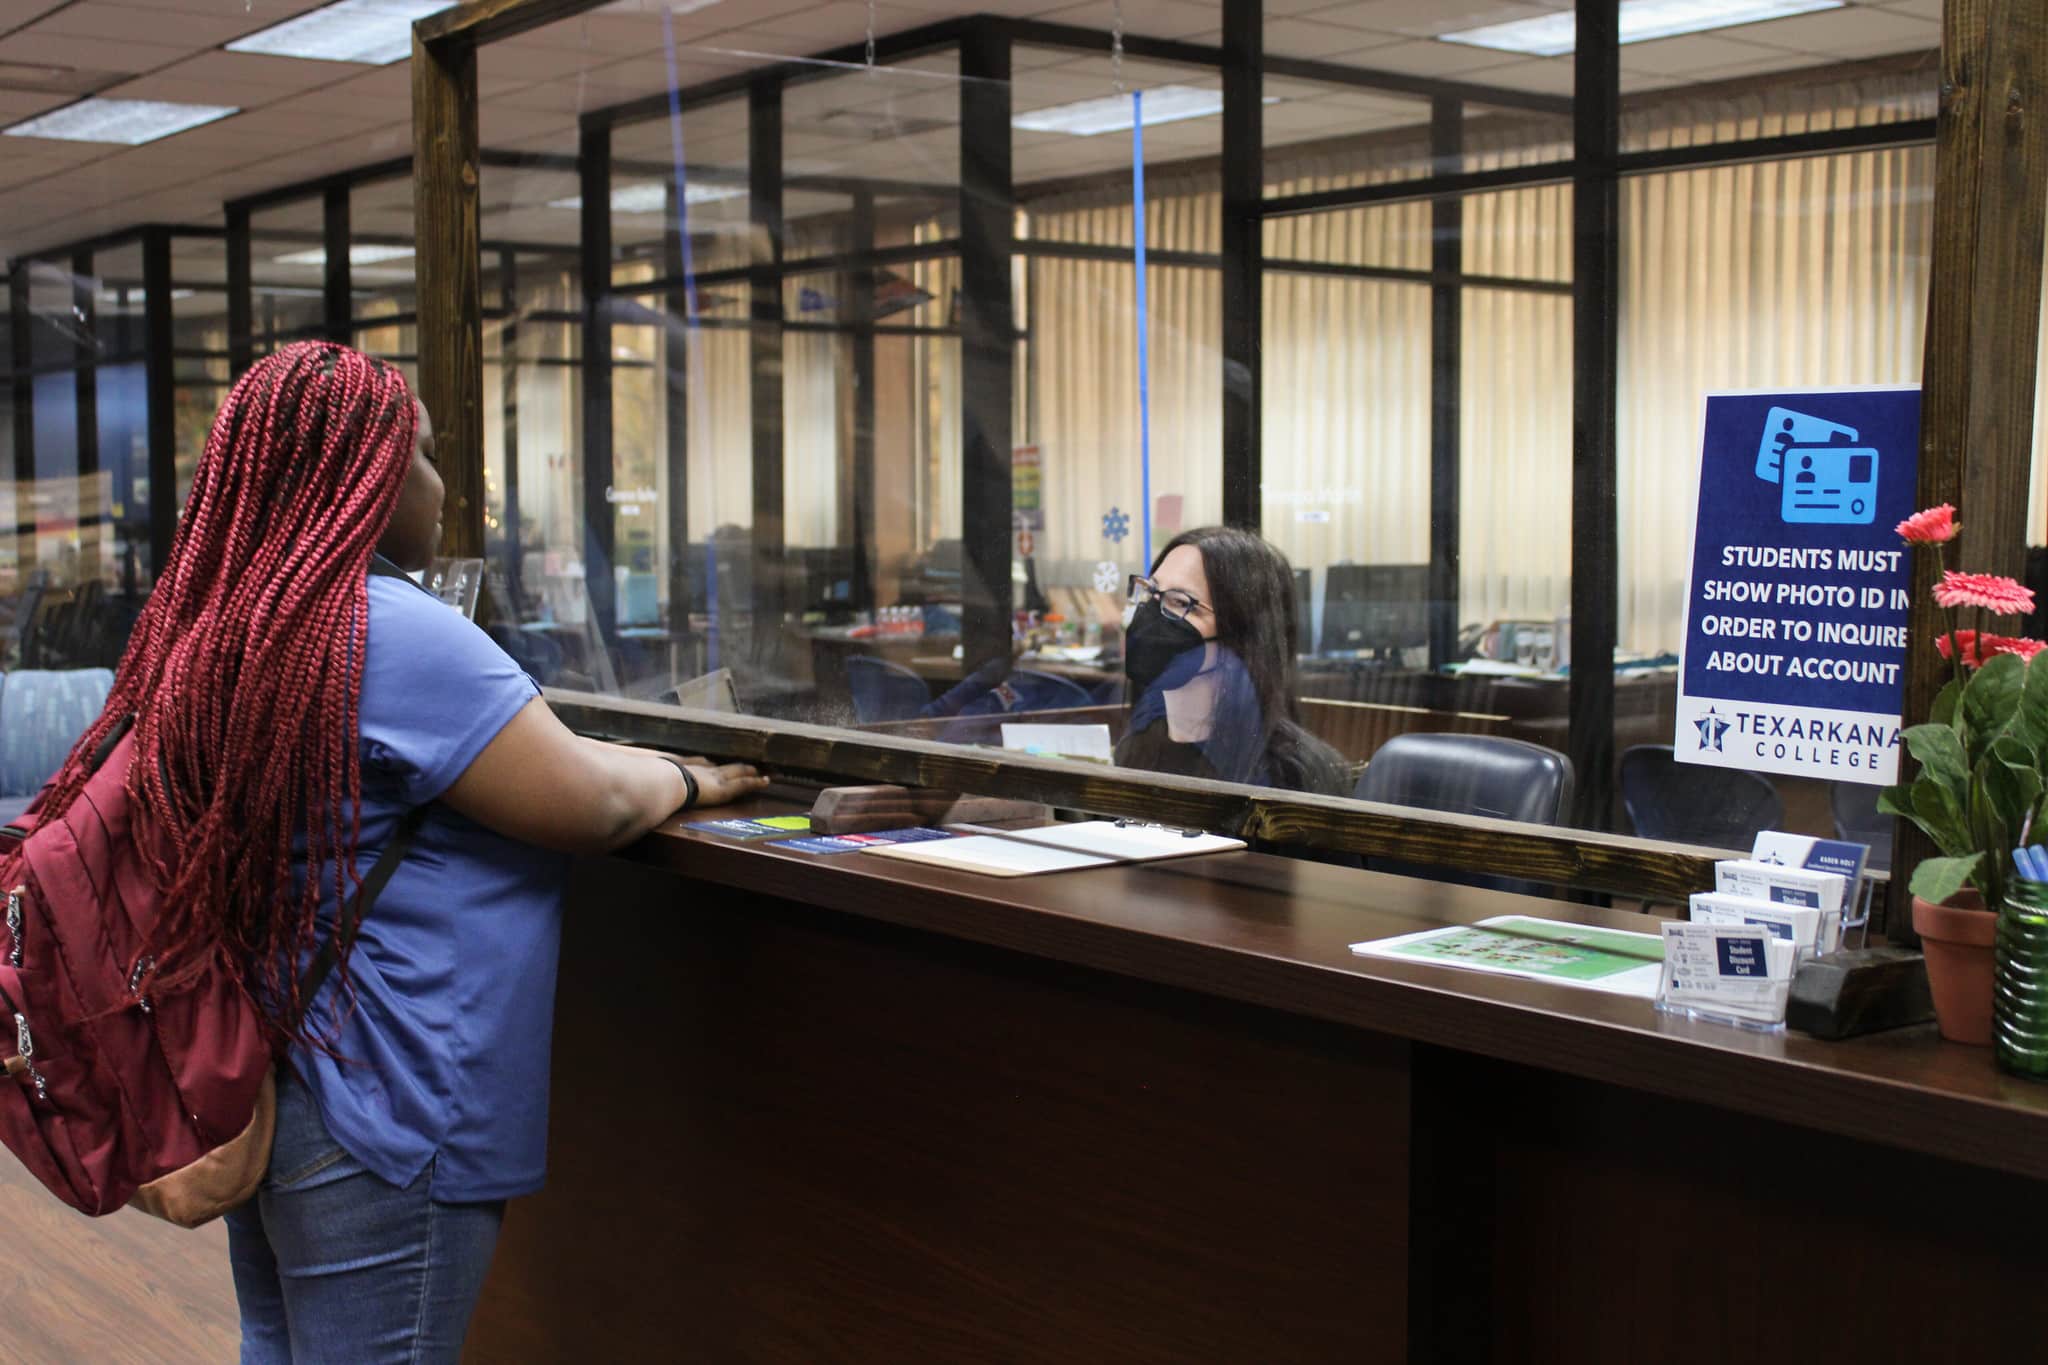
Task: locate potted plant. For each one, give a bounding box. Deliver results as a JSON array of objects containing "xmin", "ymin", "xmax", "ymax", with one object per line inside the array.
[{"xmin": 1879, "ymin": 504, "xmax": 2045, "ymax": 1044}]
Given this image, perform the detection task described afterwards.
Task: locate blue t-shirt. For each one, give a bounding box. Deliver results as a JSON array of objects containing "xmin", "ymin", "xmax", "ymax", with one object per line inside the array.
[{"xmin": 292, "ymin": 573, "xmax": 570, "ymax": 1202}]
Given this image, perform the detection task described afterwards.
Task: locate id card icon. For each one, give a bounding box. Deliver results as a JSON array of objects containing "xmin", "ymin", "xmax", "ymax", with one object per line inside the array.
[
  {"xmin": 1756, "ymin": 406, "xmax": 1859, "ymax": 481},
  {"xmin": 1781, "ymin": 444, "xmax": 1879, "ymax": 524}
]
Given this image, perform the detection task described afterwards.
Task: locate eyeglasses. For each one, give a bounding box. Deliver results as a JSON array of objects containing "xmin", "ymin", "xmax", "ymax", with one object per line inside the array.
[{"xmin": 1127, "ymin": 574, "xmax": 1208, "ymax": 624}]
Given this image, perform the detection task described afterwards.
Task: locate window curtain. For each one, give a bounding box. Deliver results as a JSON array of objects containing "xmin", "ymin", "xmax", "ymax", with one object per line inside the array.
[
  {"xmin": 1017, "ymin": 64, "xmax": 1950, "ymax": 655},
  {"xmin": 1022, "ymin": 170, "xmax": 1221, "ymax": 580}
]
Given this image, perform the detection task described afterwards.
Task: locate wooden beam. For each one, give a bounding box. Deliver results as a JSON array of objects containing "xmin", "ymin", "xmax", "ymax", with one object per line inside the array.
[
  {"xmin": 412, "ymin": 30, "xmax": 485, "ymax": 559},
  {"xmin": 322, "ymin": 185, "xmax": 351, "ymax": 344},
  {"xmin": 1890, "ymin": 0, "xmax": 2048, "ymax": 938},
  {"xmin": 545, "ymin": 690, "xmax": 1735, "ymax": 903},
  {"xmin": 580, "ymin": 121, "xmax": 616, "ymax": 642},
  {"xmin": 415, "ymin": 0, "xmax": 604, "ymax": 48},
  {"xmin": 749, "ymin": 79, "xmax": 788, "ymax": 660},
  {"xmin": 1427, "ymin": 97, "xmax": 1461, "ymax": 674}
]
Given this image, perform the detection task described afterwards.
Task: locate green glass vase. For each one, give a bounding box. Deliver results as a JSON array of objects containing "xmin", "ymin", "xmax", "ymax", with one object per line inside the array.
[{"xmin": 1995, "ymin": 879, "xmax": 2048, "ymax": 1078}]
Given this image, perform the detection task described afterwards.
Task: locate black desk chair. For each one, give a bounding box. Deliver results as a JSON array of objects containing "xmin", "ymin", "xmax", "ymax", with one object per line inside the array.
[
  {"xmin": 845, "ymin": 655, "xmax": 932, "ymax": 724},
  {"xmin": 1829, "ymin": 780, "xmax": 1893, "ymax": 873},
  {"xmin": 1618, "ymin": 744, "xmax": 1782, "ymax": 851},
  {"xmin": 1351, "ymin": 733, "xmax": 1576, "ymax": 896}
]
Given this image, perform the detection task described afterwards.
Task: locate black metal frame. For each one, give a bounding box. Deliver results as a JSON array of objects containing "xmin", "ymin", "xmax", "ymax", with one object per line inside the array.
[{"xmin": 0, "ymin": 3, "xmax": 1950, "ymax": 830}]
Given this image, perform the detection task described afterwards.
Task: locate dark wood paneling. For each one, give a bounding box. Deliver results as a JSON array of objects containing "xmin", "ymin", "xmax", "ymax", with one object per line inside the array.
[
  {"xmin": 1485, "ymin": 1063, "xmax": 2048, "ymax": 1363},
  {"xmin": 605, "ymin": 801, "xmax": 2048, "ymax": 1181},
  {"xmin": 411, "ymin": 31, "xmax": 486, "ymax": 559},
  {"xmin": 468, "ymin": 857, "xmax": 1412, "ymax": 1362},
  {"xmin": 1568, "ymin": 0, "xmax": 1621, "ymax": 832},
  {"xmin": 1890, "ymin": 0, "xmax": 2048, "ymax": 936}
]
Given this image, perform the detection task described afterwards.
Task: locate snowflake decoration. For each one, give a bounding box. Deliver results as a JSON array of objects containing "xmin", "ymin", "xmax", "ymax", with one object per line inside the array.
[
  {"xmin": 1093, "ymin": 560, "xmax": 1122, "ymax": 595},
  {"xmin": 1101, "ymin": 506, "xmax": 1131, "ymax": 544}
]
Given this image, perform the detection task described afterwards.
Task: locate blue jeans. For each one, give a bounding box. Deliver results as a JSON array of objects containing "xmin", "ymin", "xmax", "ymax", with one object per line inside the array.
[{"xmin": 225, "ymin": 1068, "xmax": 505, "ymax": 1364}]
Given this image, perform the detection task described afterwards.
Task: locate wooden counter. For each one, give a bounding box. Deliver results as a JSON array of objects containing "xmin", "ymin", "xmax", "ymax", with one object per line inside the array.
[{"xmin": 469, "ymin": 802, "xmax": 2048, "ymax": 1362}]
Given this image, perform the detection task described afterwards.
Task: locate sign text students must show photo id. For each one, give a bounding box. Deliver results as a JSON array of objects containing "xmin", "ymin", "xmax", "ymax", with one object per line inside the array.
[{"xmin": 1675, "ymin": 388, "xmax": 1920, "ymax": 785}]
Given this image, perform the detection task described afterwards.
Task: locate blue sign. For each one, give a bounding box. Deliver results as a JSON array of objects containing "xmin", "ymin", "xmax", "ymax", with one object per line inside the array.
[{"xmin": 1676, "ymin": 388, "xmax": 1920, "ymax": 786}]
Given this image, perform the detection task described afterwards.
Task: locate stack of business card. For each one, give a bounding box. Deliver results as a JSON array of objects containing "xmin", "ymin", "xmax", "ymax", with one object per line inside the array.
[
  {"xmin": 1657, "ymin": 920, "xmax": 1800, "ymax": 1029},
  {"xmin": 1708, "ymin": 858, "xmax": 1849, "ymax": 958}
]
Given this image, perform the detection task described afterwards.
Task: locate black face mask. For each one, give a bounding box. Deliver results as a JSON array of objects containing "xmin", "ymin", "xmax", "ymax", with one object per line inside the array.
[{"xmin": 1124, "ymin": 599, "xmax": 1207, "ymax": 697}]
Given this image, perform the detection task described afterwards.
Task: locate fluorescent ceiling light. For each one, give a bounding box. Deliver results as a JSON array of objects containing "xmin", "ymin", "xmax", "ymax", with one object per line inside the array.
[
  {"xmin": 227, "ymin": 0, "xmax": 448, "ymax": 66},
  {"xmin": 548, "ymin": 182, "xmax": 745, "ymax": 214},
  {"xmin": 272, "ymin": 244, "xmax": 416, "ymax": 266},
  {"xmin": 4, "ymin": 98, "xmax": 236, "ymax": 145},
  {"xmin": 1013, "ymin": 84, "xmax": 1276, "ymax": 137},
  {"xmin": 1443, "ymin": 0, "xmax": 1843, "ymax": 57}
]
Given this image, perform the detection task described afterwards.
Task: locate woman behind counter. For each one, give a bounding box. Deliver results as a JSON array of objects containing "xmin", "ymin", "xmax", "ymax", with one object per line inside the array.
[{"xmin": 1116, "ymin": 526, "xmax": 1351, "ymax": 799}]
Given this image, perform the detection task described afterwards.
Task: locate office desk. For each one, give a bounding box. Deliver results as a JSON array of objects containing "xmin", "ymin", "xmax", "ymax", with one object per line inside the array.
[{"xmin": 470, "ymin": 801, "xmax": 2048, "ymax": 1362}]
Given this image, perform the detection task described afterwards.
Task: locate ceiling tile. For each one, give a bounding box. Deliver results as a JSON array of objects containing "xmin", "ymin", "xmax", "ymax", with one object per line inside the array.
[
  {"xmin": 1739, "ymin": 6, "xmax": 1938, "ymax": 56},
  {"xmin": 1262, "ymin": 18, "xmax": 1408, "ymax": 59},
  {"xmin": 25, "ymin": 2, "xmax": 273, "ymax": 49},
  {"xmin": 0, "ymin": 31, "xmax": 190, "ymax": 77},
  {"xmin": 1880, "ymin": 0, "xmax": 1939, "ymax": 17},
  {"xmin": 1618, "ymin": 34, "xmax": 1793, "ymax": 78},
  {"xmin": 1324, "ymin": 38, "xmax": 1526, "ymax": 78},
  {"xmin": 157, "ymin": 49, "xmax": 360, "ymax": 91},
  {"xmin": 1037, "ymin": 0, "xmax": 1218, "ymax": 40},
  {"xmin": 1291, "ymin": 0, "xmax": 1560, "ymax": 39}
]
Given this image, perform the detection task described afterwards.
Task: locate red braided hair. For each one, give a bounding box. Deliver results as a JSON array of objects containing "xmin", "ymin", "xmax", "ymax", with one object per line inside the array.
[{"xmin": 38, "ymin": 341, "xmax": 420, "ymax": 1046}]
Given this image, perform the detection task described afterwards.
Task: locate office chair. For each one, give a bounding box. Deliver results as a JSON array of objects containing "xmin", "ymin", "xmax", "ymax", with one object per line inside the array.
[
  {"xmin": 1618, "ymin": 744, "xmax": 1783, "ymax": 851},
  {"xmin": 1351, "ymin": 732, "xmax": 1575, "ymax": 896},
  {"xmin": 845, "ymin": 655, "xmax": 932, "ymax": 724},
  {"xmin": 1830, "ymin": 780, "xmax": 1893, "ymax": 872},
  {"xmin": 0, "ymin": 668, "xmax": 116, "ymax": 824},
  {"xmin": 957, "ymin": 667, "xmax": 1095, "ymax": 717}
]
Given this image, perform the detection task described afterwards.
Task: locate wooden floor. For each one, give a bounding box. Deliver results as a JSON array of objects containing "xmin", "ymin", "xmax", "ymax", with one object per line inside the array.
[{"xmin": 1, "ymin": 1157, "xmax": 239, "ymax": 1362}]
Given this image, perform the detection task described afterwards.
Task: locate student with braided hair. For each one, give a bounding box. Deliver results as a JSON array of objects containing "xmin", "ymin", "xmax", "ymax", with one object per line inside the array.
[{"xmin": 43, "ymin": 341, "xmax": 764, "ymax": 1360}]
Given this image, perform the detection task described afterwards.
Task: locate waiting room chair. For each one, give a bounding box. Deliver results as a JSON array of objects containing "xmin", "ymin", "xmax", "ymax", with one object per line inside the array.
[
  {"xmin": 1618, "ymin": 744, "xmax": 1783, "ymax": 851},
  {"xmin": 845, "ymin": 655, "xmax": 932, "ymax": 724},
  {"xmin": 0, "ymin": 668, "xmax": 116, "ymax": 824},
  {"xmin": 956, "ymin": 667, "xmax": 1095, "ymax": 717},
  {"xmin": 1830, "ymin": 780, "xmax": 1893, "ymax": 873},
  {"xmin": 1351, "ymin": 732, "xmax": 1576, "ymax": 896}
]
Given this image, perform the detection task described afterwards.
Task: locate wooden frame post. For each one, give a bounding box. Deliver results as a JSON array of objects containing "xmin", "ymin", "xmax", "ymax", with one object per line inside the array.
[
  {"xmin": 959, "ymin": 22, "xmax": 1016, "ymax": 674},
  {"xmin": 1220, "ymin": 0, "xmax": 1263, "ymax": 531},
  {"xmin": 1568, "ymin": 0, "xmax": 1621, "ymax": 833},
  {"xmin": 1888, "ymin": 0, "xmax": 2048, "ymax": 939},
  {"xmin": 412, "ymin": 27, "xmax": 485, "ymax": 560}
]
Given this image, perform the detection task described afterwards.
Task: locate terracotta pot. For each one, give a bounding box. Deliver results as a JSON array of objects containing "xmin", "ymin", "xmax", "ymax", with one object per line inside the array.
[{"xmin": 1913, "ymin": 889, "xmax": 1995, "ymax": 1045}]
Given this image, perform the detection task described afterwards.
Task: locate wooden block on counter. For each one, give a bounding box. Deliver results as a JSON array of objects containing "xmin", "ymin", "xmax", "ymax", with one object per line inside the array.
[{"xmin": 1786, "ymin": 947, "xmax": 1934, "ymax": 1040}]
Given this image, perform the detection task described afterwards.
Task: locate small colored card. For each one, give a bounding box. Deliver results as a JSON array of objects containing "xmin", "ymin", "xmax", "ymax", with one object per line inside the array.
[
  {"xmin": 690, "ymin": 815, "xmax": 816, "ymax": 840},
  {"xmin": 771, "ymin": 827, "xmax": 960, "ymax": 855}
]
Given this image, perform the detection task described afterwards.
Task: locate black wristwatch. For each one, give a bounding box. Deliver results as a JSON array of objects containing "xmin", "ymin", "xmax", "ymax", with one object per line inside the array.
[{"xmin": 656, "ymin": 753, "xmax": 700, "ymax": 810}]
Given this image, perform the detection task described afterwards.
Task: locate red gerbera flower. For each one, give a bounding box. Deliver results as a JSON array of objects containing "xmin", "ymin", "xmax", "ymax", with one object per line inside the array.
[
  {"xmin": 1933, "ymin": 571, "xmax": 2035, "ymax": 616},
  {"xmin": 1896, "ymin": 504, "xmax": 1959, "ymax": 545},
  {"xmin": 1935, "ymin": 630, "xmax": 2048, "ymax": 667}
]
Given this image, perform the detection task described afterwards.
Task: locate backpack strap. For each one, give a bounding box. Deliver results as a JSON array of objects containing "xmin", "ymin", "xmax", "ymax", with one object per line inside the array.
[{"xmin": 295, "ymin": 804, "xmax": 430, "ymax": 1028}]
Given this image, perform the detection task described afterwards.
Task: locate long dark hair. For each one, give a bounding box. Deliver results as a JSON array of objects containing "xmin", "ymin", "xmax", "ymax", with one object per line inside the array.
[{"xmin": 1146, "ymin": 526, "xmax": 1349, "ymax": 797}]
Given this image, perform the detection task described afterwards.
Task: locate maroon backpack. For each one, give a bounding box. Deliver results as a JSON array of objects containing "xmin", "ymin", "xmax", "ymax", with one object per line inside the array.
[{"xmin": 0, "ymin": 717, "xmax": 420, "ymax": 1221}]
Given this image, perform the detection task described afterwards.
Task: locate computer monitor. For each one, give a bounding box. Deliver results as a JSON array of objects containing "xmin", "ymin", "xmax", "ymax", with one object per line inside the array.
[
  {"xmin": 802, "ymin": 546, "xmax": 859, "ymax": 619},
  {"xmin": 1292, "ymin": 569, "xmax": 1313, "ymax": 656},
  {"xmin": 1319, "ymin": 563, "xmax": 1431, "ymax": 658}
]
